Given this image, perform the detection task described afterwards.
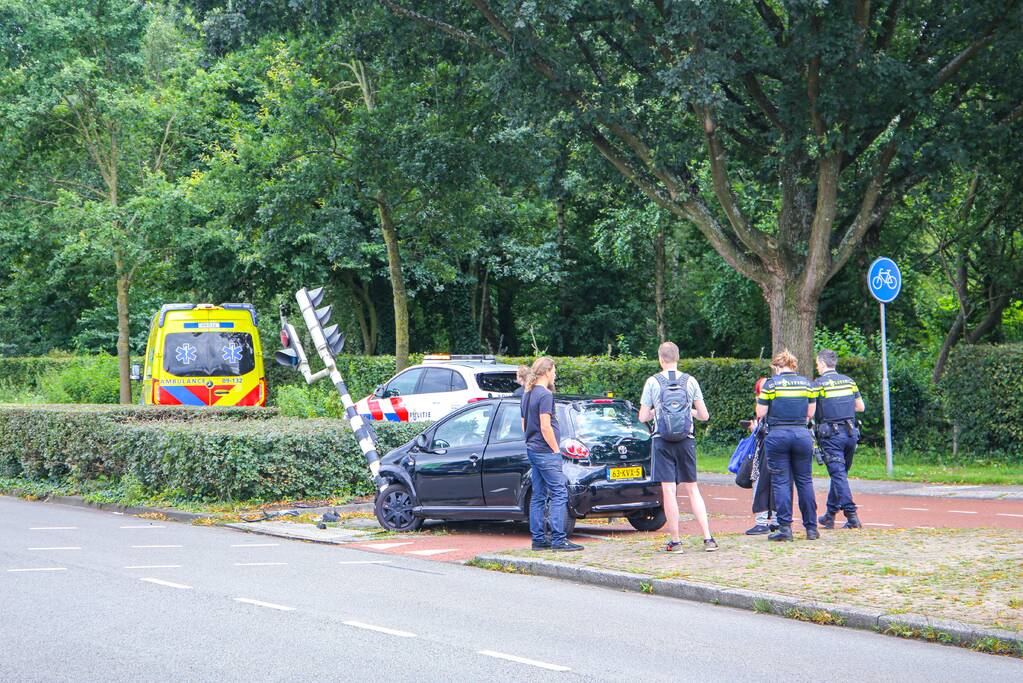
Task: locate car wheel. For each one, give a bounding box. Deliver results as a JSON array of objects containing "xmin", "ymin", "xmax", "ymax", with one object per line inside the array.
[
  {"xmin": 375, "ymin": 483, "xmax": 423, "ymax": 532},
  {"xmin": 627, "ymin": 507, "xmax": 666, "ymax": 532},
  {"xmin": 563, "ymin": 513, "xmax": 577, "ymax": 537}
]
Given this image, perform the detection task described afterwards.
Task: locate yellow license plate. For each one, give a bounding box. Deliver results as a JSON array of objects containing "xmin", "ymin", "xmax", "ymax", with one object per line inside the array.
[{"xmin": 608, "ymin": 466, "xmax": 643, "ymax": 481}]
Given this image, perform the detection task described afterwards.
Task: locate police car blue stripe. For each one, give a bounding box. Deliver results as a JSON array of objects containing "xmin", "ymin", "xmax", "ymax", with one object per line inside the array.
[{"xmin": 384, "ymin": 413, "xmax": 401, "ymax": 422}]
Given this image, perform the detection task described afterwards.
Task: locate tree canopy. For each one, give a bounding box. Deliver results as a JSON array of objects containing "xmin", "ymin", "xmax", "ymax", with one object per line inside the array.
[{"xmin": 2, "ymin": 0, "xmax": 1022, "ymax": 399}]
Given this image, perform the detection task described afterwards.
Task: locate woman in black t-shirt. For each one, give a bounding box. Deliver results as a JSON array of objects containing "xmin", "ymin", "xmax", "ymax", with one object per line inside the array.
[{"xmin": 520, "ymin": 357, "xmax": 582, "ymax": 552}]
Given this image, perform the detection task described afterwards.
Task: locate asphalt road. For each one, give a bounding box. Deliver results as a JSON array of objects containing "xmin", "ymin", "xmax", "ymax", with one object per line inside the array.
[{"xmin": 2, "ymin": 497, "xmax": 1021, "ymax": 682}]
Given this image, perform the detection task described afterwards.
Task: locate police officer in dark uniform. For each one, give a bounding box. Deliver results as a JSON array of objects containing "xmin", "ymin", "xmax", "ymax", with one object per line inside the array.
[
  {"xmin": 755, "ymin": 350, "xmax": 818, "ymax": 542},
  {"xmin": 812, "ymin": 349, "xmax": 866, "ymax": 529}
]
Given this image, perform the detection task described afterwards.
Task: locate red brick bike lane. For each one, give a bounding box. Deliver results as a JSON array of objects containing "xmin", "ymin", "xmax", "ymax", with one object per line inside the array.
[{"xmin": 349, "ymin": 482, "xmax": 1023, "ymax": 564}]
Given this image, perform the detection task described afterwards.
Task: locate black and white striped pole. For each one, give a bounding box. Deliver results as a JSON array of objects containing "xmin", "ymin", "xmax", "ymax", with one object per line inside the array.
[{"xmin": 276, "ymin": 287, "xmax": 383, "ymax": 487}]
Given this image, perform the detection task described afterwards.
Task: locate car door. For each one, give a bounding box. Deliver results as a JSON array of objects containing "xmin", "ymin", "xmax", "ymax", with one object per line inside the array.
[
  {"xmin": 480, "ymin": 401, "xmax": 529, "ymax": 508},
  {"xmin": 417, "ymin": 368, "xmax": 459, "ymax": 420},
  {"xmin": 377, "ymin": 367, "xmax": 425, "ymax": 421},
  {"xmin": 412, "ymin": 403, "xmax": 493, "ymax": 507}
]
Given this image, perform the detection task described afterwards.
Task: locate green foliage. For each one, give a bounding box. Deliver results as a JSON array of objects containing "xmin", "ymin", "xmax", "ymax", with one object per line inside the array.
[
  {"xmin": 0, "ymin": 404, "xmax": 423, "ymax": 501},
  {"xmin": 940, "ymin": 344, "xmax": 1023, "ymax": 458},
  {"xmin": 814, "ymin": 326, "xmax": 873, "ymax": 358}
]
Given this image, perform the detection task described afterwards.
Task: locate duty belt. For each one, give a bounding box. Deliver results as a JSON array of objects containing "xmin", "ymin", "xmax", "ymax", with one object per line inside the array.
[{"xmin": 821, "ymin": 419, "xmax": 855, "ymax": 436}]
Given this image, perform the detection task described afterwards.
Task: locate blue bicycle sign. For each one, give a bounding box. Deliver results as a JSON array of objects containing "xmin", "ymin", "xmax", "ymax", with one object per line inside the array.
[{"xmin": 868, "ymin": 257, "xmax": 901, "ymax": 303}]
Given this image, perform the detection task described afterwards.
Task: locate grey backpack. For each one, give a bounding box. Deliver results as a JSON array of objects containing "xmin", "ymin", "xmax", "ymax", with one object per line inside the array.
[{"xmin": 654, "ymin": 371, "xmax": 693, "ymax": 442}]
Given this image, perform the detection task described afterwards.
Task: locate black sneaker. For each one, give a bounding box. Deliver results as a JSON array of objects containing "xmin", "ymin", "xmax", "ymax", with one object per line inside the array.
[
  {"xmin": 806, "ymin": 528, "xmax": 820, "ymax": 540},
  {"xmin": 531, "ymin": 540, "xmax": 552, "ymax": 550},
  {"xmin": 550, "ymin": 541, "xmax": 584, "ymax": 552},
  {"xmin": 745, "ymin": 524, "xmax": 771, "ymax": 535},
  {"xmin": 664, "ymin": 540, "xmax": 684, "ymax": 554},
  {"xmin": 703, "ymin": 538, "xmax": 719, "ymax": 552}
]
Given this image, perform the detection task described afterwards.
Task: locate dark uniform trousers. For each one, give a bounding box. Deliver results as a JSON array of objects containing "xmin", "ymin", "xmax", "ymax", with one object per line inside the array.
[
  {"xmin": 820, "ymin": 424, "xmax": 859, "ymax": 516},
  {"xmin": 765, "ymin": 426, "xmax": 817, "ymax": 529}
]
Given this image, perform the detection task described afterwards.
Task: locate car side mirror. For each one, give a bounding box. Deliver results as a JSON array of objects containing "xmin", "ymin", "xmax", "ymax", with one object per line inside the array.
[
  {"xmin": 414, "ymin": 433, "xmax": 428, "ymax": 450},
  {"xmin": 130, "ymin": 364, "xmax": 142, "ymax": 381}
]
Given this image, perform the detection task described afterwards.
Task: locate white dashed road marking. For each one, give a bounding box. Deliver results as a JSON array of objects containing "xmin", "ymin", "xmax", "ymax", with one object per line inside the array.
[
  {"xmin": 405, "ymin": 549, "xmax": 457, "ymax": 557},
  {"xmin": 28, "ymin": 547, "xmax": 81, "ymax": 551},
  {"xmin": 131, "ymin": 545, "xmax": 183, "ymax": 549},
  {"xmin": 29, "ymin": 526, "xmax": 77, "ymax": 530},
  {"xmin": 120, "ymin": 525, "xmax": 166, "ymax": 529},
  {"xmin": 7, "ymin": 567, "xmax": 67, "ymax": 573},
  {"xmin": 359, "ymin": 542, "xmax": 414, "ymax": 550},
  {"xmin": 234, "ymin": 598, "xmax": 294, "ymax": 611},
  {"xmin": 900, "ymin": 507, "xmax": 929, "ymax": 511},
  {"xmin": 230, "ymin": 543, "xmax": 279, "ymax": 548},
  {"xmin": 996, "ymin": 513, "xmax": 1023, "ymax": 518},
  {"xmin": 948, "ymin": 510, "xmax": 977, "ymax": 515},
  {"xmin": 864, "ymin": 523, "xmax": 893, "ymax": 527},
  {"xmin": 712, "ymin": 497, "xmax": 737, "ymax": 501},
  {"xmin": 478, "ymin": 650, "xmax": 571, "ymax": 672},
  {"xmin": 338, "ymin": 560, "xmax": 392, "ymax": 565},
  {"xmin": 234, "ymin": 562, "xmax": 288, "ymax": 567},
  {"xmin": 140, "ymin": 578, "xmax": 191, "ymax": 590},
  {"xmin": 343, "ymin": 621, "xmax": 416, "ymax": 638},
  {"xmin": 124, "ymin": 565, "xmax": 182, "ymax": 570}
]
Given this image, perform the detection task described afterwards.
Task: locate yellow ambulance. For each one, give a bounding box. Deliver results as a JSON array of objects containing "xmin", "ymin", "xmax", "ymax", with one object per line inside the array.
[{"xmin": 139, "ymin": 303, "xmax": 266, "ymax": 407}]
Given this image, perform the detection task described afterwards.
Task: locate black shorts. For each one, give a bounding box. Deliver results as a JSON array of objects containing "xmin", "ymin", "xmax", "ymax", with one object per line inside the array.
[{"xmin": 650, "ymin": 436, "xmax": 697, "ymax": 484}]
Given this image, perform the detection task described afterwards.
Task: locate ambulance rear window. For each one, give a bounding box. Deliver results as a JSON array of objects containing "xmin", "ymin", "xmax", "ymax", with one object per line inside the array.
[{"xmin": 163, "ymin": 332, "xmax": 256, "ymax": 377}]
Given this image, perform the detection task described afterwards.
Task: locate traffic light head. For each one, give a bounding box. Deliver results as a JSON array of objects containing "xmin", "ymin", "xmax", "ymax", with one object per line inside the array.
[
  {"xmin": 275, "ymin": 322, "xmax": 308, "ymax": 369},
  {"xmin": 296, "ymin": 286, "xmax": 344, "ymax": 365}
]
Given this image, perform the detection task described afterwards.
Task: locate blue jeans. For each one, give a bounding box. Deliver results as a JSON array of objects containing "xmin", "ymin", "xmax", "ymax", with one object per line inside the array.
[
  {"xmin": 765, "ymin": 427, "xmax": 817, "ymax": 529},
  {"xmin": 527, "ymin": 450, "xmax": 568, "ymax": 545},
  {"xmin": 821, "ymin": 426, "xmax": 859, "ymax": 516}
]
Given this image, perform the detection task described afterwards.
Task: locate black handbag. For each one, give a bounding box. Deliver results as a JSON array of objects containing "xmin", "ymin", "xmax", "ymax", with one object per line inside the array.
[{"xmin": 735, "ymin": 452, "xmax": 754, "ymax": 489}]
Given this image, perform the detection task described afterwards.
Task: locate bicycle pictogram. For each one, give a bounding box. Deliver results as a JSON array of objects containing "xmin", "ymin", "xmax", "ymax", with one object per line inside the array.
[{"xmin": 872, "ymin": 268, "xmax": 897, "ymax": 290}]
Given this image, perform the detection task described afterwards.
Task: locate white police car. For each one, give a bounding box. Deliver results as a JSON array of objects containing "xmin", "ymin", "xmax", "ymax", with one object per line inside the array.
[{"xmin": 354, "ymin": 355, "xmax": 520, "ymax": 423}]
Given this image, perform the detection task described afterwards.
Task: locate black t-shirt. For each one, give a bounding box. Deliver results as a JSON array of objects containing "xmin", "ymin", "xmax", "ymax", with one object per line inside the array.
[{"xmin": 520, "ymin": 385, "xmax": 560, "ymax": 454}]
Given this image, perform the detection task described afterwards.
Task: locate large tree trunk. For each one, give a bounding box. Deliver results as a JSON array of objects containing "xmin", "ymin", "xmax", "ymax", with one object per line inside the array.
[
  {"xmin": 115, "ymin": 267, "xmax": 132, "ymax": 404},
  {"xmin": 653, "ymin": 218, "xmax": 667, "ymax": 343},
  {"xmin": 764, "ymin": 277, "xmax": 818, "ymax": 376},
  {"xmin": 377, "ymin": 198, "xmax": 409, "ymax": 371}
]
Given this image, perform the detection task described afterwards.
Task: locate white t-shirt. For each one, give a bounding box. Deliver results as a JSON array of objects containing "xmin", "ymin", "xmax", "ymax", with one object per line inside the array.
[{"xmin": 640, "ymin": 370, "xmax": 703, "ymax": 437}]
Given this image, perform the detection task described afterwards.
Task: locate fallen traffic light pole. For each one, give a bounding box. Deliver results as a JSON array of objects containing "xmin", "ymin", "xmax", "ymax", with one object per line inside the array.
[{"xmin": 275, "ymin": 286, "xmax": 383, "ymax": 487}]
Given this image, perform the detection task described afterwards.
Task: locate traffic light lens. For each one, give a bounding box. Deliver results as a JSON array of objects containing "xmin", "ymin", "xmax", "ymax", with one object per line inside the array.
[{"xmin": 280, "ymin": 329, "xmax": 290, "ymax": 347}]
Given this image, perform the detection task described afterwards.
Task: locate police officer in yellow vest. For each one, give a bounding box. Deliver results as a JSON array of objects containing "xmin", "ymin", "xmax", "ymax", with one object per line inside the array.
[
  {"xmin": 812, "ymin": 349, "xmax": 866, "ymax": 529},
  {"xmin": 755, "ymin": 350, "xmax": 818, "ymax": 542}
]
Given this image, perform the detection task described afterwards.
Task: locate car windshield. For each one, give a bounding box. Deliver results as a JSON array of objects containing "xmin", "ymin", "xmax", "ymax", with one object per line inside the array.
[
  {"xmin": 163, "ymin": 332, "xmax": 255, "ymax": 377},
  {"xmin": 571, "ymin": 403, "xmax": 650, "ymax": 442},
  {"xmin": 476, "ymin": 371, "xmax": 518, "ymax": 393}
]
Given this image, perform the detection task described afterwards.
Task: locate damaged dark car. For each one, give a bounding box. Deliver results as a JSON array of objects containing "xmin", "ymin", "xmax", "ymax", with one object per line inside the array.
[{"xmin": 373, "ymin": 396, "xmax": 665, "ymax": 533}]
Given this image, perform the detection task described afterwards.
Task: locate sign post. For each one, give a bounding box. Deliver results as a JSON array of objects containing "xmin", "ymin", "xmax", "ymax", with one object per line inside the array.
[{"xmin": 867, "ymin": 257, "xmax": 902, "ymax": 477}]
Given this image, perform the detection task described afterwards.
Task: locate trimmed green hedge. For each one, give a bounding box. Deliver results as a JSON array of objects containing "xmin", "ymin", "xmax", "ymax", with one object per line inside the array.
[
  {"xmin": 940, "ymin": 344, "xmax": 1023, "ymax": 458},
  {"xmin": 0, "ymin": 405, "xmax": 424, "ymax": 501},
  {"xmin": 4, "ymin": 352, "xmax": 938, "ymax": 447}
]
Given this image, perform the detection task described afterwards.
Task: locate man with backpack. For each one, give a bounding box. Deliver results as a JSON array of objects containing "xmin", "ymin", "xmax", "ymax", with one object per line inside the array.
[{"xmin": 639, "ymin": 341, "xmax": 718, "ymax": 553}]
